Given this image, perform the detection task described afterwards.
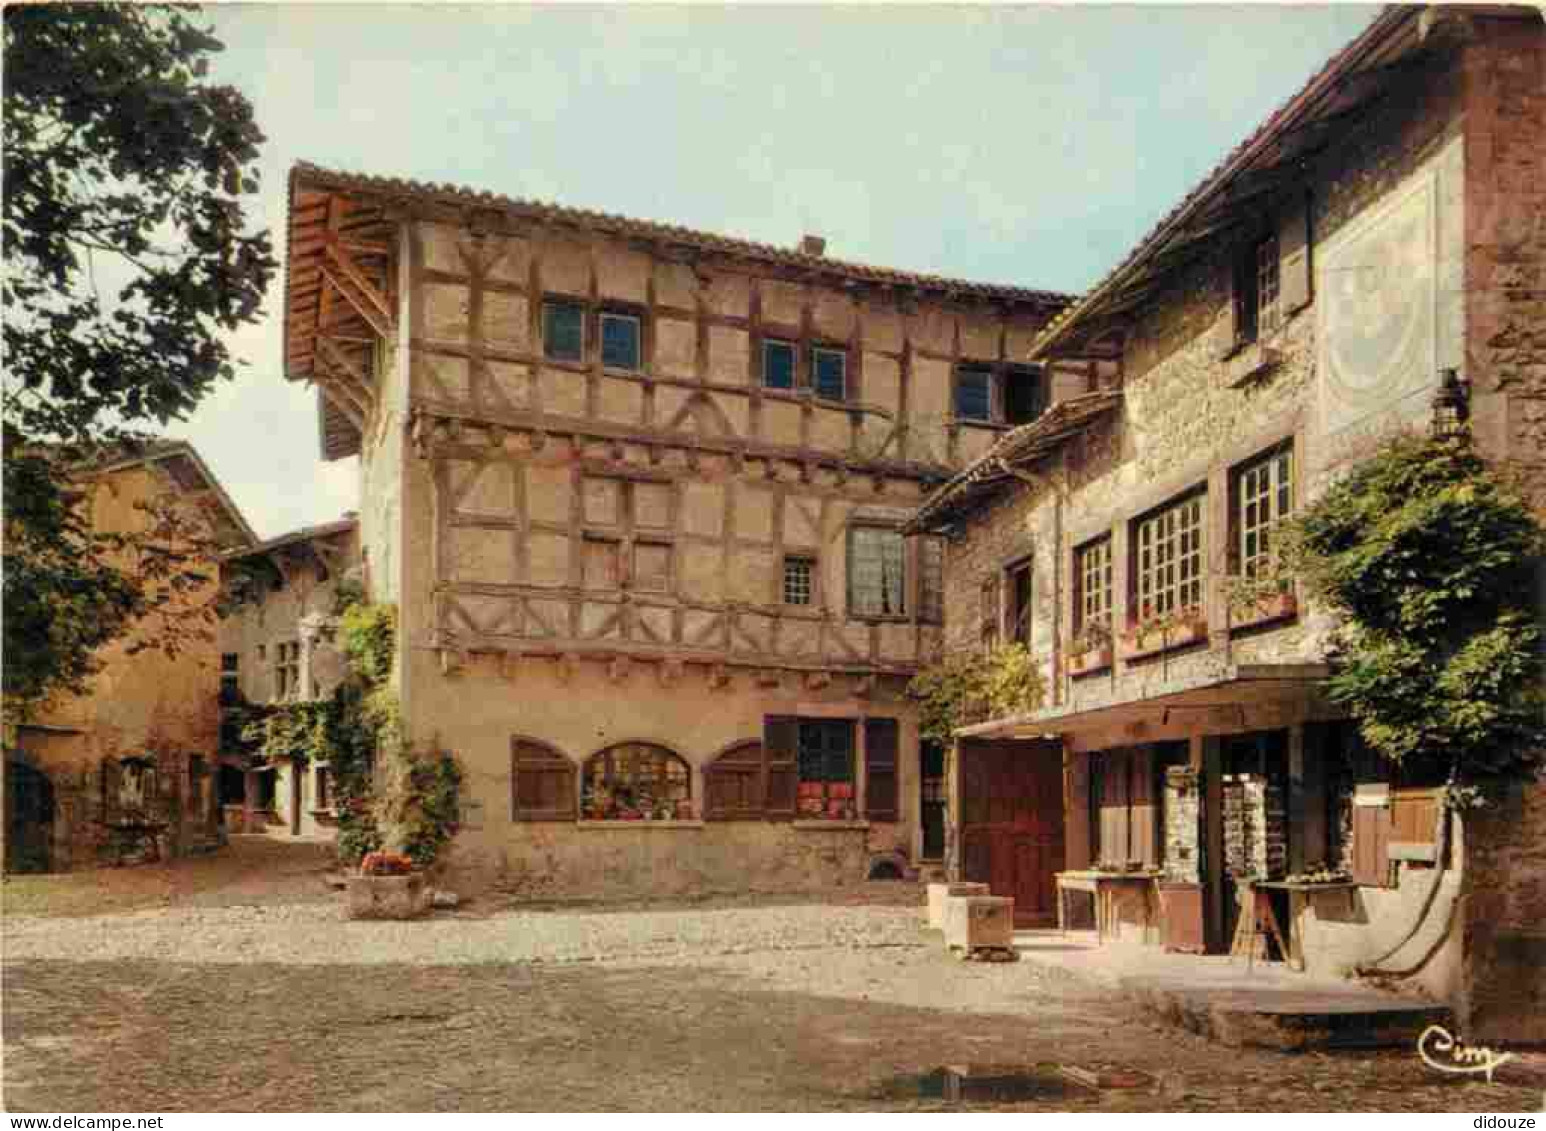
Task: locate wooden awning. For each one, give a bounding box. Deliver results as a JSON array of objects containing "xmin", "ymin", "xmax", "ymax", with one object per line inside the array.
[{"xmin": 957, "ymin": 663, "xmax": 1337, "ymax": 752}]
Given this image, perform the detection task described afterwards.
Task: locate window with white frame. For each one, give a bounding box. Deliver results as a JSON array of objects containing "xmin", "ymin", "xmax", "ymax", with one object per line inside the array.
[
  {"xmin": 783, "ymin": 555, "xmax": 815, "ymax": 606},
  {"xmin": 1236, "ymin": 445, "xmax": 1294, "ymax": 579},
  {"xmin": 1075, "ymin": 536, "xmax": 1113, "ymax": 636},
  {"xmin": 1134, "ymin": 493, "xmax": 1205, "ymax": 621}
]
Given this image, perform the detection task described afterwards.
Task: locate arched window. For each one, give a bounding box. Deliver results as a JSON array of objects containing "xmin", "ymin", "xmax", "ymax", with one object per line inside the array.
[
  {"xmin": 582, "ymin": 742, "xmax": 691, "ymax": 821},
  {"xmin": 512, "ymin": 738, "xmax": 576, "ymax": 822},
  {"xmin": 703, "ymin": 740, "xmax": 766, "ymax": 821}
]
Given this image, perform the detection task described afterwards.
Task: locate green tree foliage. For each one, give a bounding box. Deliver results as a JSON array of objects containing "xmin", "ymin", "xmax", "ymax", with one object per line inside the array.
[
  {"xmin": 3, "ymin": 4, "xmax": 276, "ymax": 713},
  {"xmin": 1284, "ymin": 434, "xmax": 1546, "ymax": 780},
  {"xmin": 907, "ymin": 643, "xmax": 1046, "ymax": 744}
]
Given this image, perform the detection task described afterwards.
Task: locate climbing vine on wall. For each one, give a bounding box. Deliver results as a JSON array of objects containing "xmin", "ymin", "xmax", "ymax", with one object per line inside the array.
[
  {"xmin": 1282, "ymin": 434, "xmax": 1545, "ymax": 782},
  {"xmin": 240, "ymin": 599, "xmax": 463, "ymax": 869},
  {"xmin": 907, "ymin": 643, "xmax": 1046, "ymax": 744}
]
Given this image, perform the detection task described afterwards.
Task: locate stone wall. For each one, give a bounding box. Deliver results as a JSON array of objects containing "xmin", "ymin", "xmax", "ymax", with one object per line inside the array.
[
  {"xmin": 1163, "ymin": 766, "xmax": 1202, "ymax": 885},
  {"xmin": 1221, "ymin": 774, "xmax": 1286, "ymax": 883}
]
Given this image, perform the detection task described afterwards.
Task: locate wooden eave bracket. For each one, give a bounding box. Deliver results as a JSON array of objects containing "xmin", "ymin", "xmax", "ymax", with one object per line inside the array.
[{"xmin": 322, "ymin": 237, "xmax": 396, "ymax": 340}]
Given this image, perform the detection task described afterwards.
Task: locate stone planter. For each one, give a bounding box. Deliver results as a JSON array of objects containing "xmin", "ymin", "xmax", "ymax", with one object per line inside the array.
[
  {"xmin": 345, "ymin": 872, "xmax": 433, "ymax": 920},
  {"xmin": 927, "ymin": 881, "xmax": 990, "ymax": 930},
  {"xmin": 1068, "ymin": 644, "xmax": 1113, "ymax": 677}
]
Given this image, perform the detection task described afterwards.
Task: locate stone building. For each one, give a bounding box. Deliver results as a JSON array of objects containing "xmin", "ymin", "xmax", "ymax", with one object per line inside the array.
[
  {"xmin": 217, "ymin": 516, "xmax": 359, "ymax": 838},
  {"xmin": 4, "ymin": 441, "xmax": 256, "ymax": 872},
  {"xmin": 280, "ymin": 161, "xmax": 1080, "ymax": 896},
  {"xmin": 907, "ymin": 6, "xmax": 1543, "ymax": 1040}
]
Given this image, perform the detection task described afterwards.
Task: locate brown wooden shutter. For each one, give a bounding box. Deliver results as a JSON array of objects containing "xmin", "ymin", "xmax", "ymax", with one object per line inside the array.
[
  {"xmin": 1279, "ymin": 190, "xmax": 1312, "ymax": 316},
  {"xmin": 1065, "ymin": 753, "xmax": 1093, "ymax": 871},
  {"xmin": 763, "ymin": 716, "xmax": 798, "ymax": 820},
  {"xmin": 511, "ymin": 741, "xmax": 576, "ymax": 821},
  {"xmin": 1098, "ymin": 751, "xmax": 1131, "ymax": 866},
  {"xmin": 704, "ymin": 741, "xmax": 764, "ymax": 820},
  {"xmin": 863, "ymin": 717, "xmax": 899, "ymax": 822},
  {"xmin": 1129, "ymin": 748, "xmax": 1158, "ymax": 867},
  {"xmin": 1352, "ymin": 801, "xmax": 1392, "ymax": 887}
]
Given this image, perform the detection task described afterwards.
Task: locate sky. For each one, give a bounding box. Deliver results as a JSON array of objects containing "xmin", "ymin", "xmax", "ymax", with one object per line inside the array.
[{"xmin": 183, "ymin": 1, "xmax": 1381, "ymax": 540}]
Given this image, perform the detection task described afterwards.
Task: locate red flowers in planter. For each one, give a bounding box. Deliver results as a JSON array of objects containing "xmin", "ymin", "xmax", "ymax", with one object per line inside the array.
[{"xmin": 361, "ymin": 851, "xmax": 414, "ymax": 876}]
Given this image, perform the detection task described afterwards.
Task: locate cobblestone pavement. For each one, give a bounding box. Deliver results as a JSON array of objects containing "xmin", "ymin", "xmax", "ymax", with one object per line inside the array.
[{"xmin": 4, "ymin": 844, "xmax": 1543, "ymax": 1112}]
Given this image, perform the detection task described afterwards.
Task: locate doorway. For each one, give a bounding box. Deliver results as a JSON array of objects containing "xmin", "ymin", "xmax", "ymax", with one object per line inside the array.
[
  {"xmin": 958, "ymin": 738, "xmax": 1065, "ymax": 926},
  {"xmin": 921, "ymin": 740, "xmax": 946, "ymax": 861},
  {"xmin": 5, "ymin": 759, "xmax": 55, "ymax": 873}
]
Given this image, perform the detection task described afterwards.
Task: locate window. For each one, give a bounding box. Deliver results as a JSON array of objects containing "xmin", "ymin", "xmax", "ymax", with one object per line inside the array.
[
  {"xmin": 953, "ymin": 364, "xmax": 1047, "ymax": 425},
  {"xmin": 274, "ymin": 641, "xmax": 300, "ymax": 701},
  {"xmin": 1236, "ymin": 445, "xmax": 1294, "ymax": 579},
  {"xmin": 763, "ymin": 339, "xmax": 796, "ymax": 390},
  {"xmin": 703, "ymin": 741, "xmax": 768, "ymax": 820},
  {"xmin": 812, "ymin": 347, "xmax": 847, "ymax": 401},
  {"xmin": 848, "ymin": 526, "xmax": 906, "ymax": 617},
  {"xmin": 783, "ymin": 555, "xmax": 815, "ymax": 606},
  {"xmin": 979, "ymin": 576, "xmax": 999, "ymax": 652},
  {"xmin": 219, "ymin": 653, "xmax": 240, "ymax": 706},
  {"xmin": 512, "ymin": 739, "xmax": 576, "ymax": 821},
  {"xmin": 1134, "ymin": 493, "xmax": 1205, "ymax": 621},
  {"xmin": 1003, "ymin": 365, "xmax": 1048, "ymax": 425},
  {"xmin": 600, "ymin": 310, "xmax": 642, "ymax": 371},
  {"xmin": 1233, "ymin": 234, "xmax": 1280, "ymax": 347},
  {"xmin": 1007, "ymin": 559, "xmax": 1033, "ymax": 646},
  {"xmin": 582, "ymin": 742, "xmax": 691, "ymax": 820},
  {"xmin": 1255, "ymin": 234, "xmax": 1282, "ymax": 338},
  {"xmin": 542, "ymin": 298, "xmax": 585, "ymax": 362},
  {"xmin": 1075, "ymin": 536, "xmax": 1113, "ymax": 636},
  {"xmin": 796, "ymin": 719, "xmax": 855, "ymax": 818},
  {"xmin": 954, "ymin": 366, "xmax": 993, "ymax": 422},
  {"xmin": 917, "ymin": 537, "xmax": 944, "ymax": 625}
]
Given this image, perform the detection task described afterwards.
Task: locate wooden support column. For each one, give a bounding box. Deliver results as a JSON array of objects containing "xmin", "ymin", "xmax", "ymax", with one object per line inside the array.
[{"xmin": 1197, "ymin": 733, "xmax": 1227, "ymax": 954}]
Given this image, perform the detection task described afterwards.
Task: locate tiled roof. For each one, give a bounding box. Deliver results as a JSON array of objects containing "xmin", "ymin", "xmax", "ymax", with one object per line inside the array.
[
  {"xmin": 905, "ymin": 388, "xmax": 1123, "ymax": 533},
  {"xmin": 289, "ymin": 161, "xmax": 1078, "ymax": 307},
  {"xmin": 1029, "ymin": 5, "xmax": 1419, "ymax": 359},
  {"xmin": 222, "ymin": 516, "xmax": 357, "ymax": 561}
]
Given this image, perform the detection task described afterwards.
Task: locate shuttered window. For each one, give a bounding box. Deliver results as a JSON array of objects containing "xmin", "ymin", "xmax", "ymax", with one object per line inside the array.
[
  {"xmin": 1352, "ymin": 799, "xmax": 1393, "ymax": 887},
  {"xmin": 1092, "ymin": 748, "xmax": 1159, "ymax": 868},
  {"xmin": 511, "ymin": 740, "xmax": 576, "ymax": 821},
  {"xmin": 704, "ymin": 741, "xmax": 765, "ymax": 821},
  {"xmin": 764, "ymin": 716, "xmax": 799, "ymax": 819},
  {"xmin": 864, "ymin": 718, "xmax": 899, "ymax": 822}
]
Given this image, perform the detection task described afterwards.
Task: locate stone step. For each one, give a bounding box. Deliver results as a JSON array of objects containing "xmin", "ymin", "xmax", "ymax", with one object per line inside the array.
[{"xmin": 1118, "ymin": 979, "xmax": 1452, "ymax": 1050}]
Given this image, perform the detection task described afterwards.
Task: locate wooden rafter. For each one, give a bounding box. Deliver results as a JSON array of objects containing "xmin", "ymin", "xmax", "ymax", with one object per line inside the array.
[
  {"xmin": 323, "ymin": 236, "xmax": 395, "ymax": 335},
  {"xmin": 315, "ymin": 378, "xmax": 366, "ymax": 429},
  {"xmin": 316, "ymin": 334, "xmax": 376, "ymax": 405}
]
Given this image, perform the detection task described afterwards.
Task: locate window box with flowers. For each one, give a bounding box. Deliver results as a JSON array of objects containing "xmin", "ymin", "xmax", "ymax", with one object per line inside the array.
[
  {"xmin": 1226, "ymin": 571, "xmax": 1299, "ymax": 631},
  {"xmin": 1120, "ymin": 606, "xmax": 1208, "ymax": 659},
  {"xmin": 1067, "ymin": 619, "xmax": 1114, "ymax": 677}
]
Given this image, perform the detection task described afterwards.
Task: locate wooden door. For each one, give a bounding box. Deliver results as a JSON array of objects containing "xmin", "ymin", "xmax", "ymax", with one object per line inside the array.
[{"xmin": 959, "ymin": 739, "xmax": 1065, "ymax": 926}]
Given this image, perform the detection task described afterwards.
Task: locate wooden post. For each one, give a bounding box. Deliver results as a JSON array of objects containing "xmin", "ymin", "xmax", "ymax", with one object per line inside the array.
[{"xmin": 1201, "ymin": 734, "xmax": 1226, "ymax": 953}]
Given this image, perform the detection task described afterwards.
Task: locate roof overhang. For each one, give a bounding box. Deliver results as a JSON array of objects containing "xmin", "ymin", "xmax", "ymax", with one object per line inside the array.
[
  {"xmin": 1028, "ymin": 5, "xmax": 1459, "ymax": 362},
  {"xmin": 905, "ymin": 389, "xmax": 1123, "ymax": 534},
  {"xmin": 957, "ymin": 662, "xmax": 1337, "ymax": 752}
]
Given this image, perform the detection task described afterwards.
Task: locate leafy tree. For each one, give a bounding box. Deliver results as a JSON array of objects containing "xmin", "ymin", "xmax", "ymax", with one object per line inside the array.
[
  {"xmin": 1284, "ymin": 434, "xmax": 1546, "ymax": 782},
  {"xmin": 3, "ymin": 4, "xmax": 276, "ymax": 714}
]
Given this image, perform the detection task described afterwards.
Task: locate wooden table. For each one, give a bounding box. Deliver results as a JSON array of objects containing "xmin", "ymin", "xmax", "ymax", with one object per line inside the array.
[{"xmin": 1055, "ymin": 871, "xmax": 1162, "ymax": 944}]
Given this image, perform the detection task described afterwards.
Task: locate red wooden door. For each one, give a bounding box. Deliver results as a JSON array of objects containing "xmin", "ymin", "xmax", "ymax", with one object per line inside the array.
[{"xmin": 960, "ymin": 739, "xmax": 1066, "ymax": 926}]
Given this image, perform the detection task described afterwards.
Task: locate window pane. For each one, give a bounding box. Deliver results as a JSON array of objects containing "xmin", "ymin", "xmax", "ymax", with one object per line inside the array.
[
  {"xmin": 544, "ymin": 300, "xmax": 584, "ymax": 361},
  {"xmin": 600, "ymin": 312, "xmax": 640, "ymax": 370},
  {"xmin": 783, "ymin": 556, "xmax": 814, "ymax": 605},
  {"xmin": 849, "ymin": 527, "xmax": 906, "ymax": 617},
  {"xmin": 1135, "ymin": 494, "xmax": 1205, "ymax": 618},
  {"xmin": 763, "ymin": 340, "xmax": 795, "ymax": 389},
  {"xmin": 955, "ymin": 367, "xmax": 992, "ymax": 421},
  {"xmin": 813, "ymin": 348, "xmax": 846, "ymax": 400},
  {"xmin": 918, "ymin": 537, "xmax": 944, "ymax": 624}
]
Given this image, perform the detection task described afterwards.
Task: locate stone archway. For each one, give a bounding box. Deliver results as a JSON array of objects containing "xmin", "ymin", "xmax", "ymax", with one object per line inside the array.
[{"xmin": 5, "ymin": 759, "xmax": 56, "ymax": 873}]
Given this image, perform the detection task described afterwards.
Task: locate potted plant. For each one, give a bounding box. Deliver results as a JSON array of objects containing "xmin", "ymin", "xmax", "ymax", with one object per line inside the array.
[
  {"xmin": 1226, "ymin": 567, "xmax": 1298, "ymax": 630},
  {"xmin": 1067, "ymin": 618, "xmax": 1114, "ymax": 676},
  {"xmin": 348, "ymin": 851, "xmax": 430, "ymax": 920},
  {"xmin": 1121, "ymin": 604, "xmax": 1207, "ymax": 658}
]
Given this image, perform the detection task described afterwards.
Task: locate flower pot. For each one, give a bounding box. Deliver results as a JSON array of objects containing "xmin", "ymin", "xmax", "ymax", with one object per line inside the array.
[
  {"xmin": 1068, "ymin": 645, "xmax": 1113, "ymax": 677},
  {"xmin": 1121, "ymin": 616, "xmax": 1208, "ymax": 659},
  {"xmin": 1231, "ymin": 589, "xmax": 1298, "ymax": 629}
]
